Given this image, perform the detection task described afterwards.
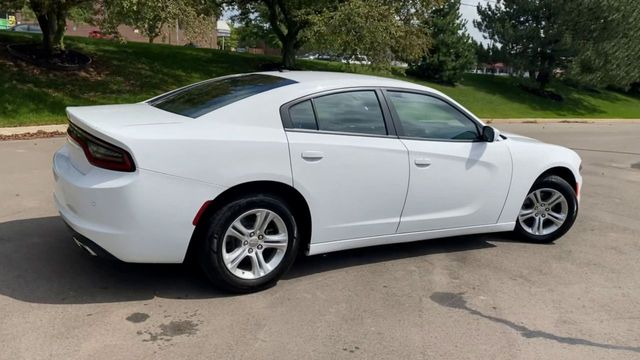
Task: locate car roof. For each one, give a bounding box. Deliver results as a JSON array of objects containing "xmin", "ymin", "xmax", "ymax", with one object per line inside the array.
[{"xmin": 257, "ymin": 71, "xmax": 441, "ymax": 95}]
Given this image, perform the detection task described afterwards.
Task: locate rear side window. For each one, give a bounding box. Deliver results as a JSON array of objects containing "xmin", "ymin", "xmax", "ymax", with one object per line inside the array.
[
  {"xmin": 288, "ymin": 91, "xmax": 387, "ymax": 135},
  {"xmin": 289, "ymin": 100, "xmax": 317, "ymax": 130},
  {"xmin": 314, "ymin": 91, "xmax": 386, "ymax": 135},
  {"xmin": 149, "ymin": 74, "xmax": 297, "ymax": 118}
]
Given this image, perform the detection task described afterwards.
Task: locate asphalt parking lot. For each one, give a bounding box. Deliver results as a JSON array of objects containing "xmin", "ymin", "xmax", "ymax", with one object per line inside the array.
[{"xmin": 1, "ymin": 123, "xmax": 639, "ymax": 360}]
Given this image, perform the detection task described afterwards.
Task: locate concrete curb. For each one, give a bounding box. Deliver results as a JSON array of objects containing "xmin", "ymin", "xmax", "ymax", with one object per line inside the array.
[
  {"xmin": 0, "ymin": 124, "xmax": 68, "ymax": 136},
  {"xmin": 486, "ymin": 118, "xmax": 640, "ymax": 124}
]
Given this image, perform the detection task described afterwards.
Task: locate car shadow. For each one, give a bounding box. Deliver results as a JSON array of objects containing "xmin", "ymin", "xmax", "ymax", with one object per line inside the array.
[{"xmin": 0, "ymin": 216, "xmax": 515, "ymax": 304}]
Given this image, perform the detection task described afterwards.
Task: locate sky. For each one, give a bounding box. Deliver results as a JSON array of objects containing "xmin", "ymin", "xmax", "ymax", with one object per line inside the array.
[{"xmin": 460, "ymin": 0, "xmax": 492, "ymax": 44}]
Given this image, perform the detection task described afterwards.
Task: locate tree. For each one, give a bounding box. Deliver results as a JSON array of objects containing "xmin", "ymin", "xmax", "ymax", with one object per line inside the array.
[
  {"xmin": 409, "ymin": 0, "xmax": 475, "ymax": 84},
  {"xmin": 0, "ymin": 0, "xmax": 90, "ymax": 55},
  {"xmin": 307, "ymin": 0, "xmax": 439, "ymax": 68},
  {"xmin": 102, "ymin": 0, "xmax": 219, "ymax": 43},
  {"xmin": 561, "ymin": 0, "xmax": 640, "ymax": 90},
  {"xmin": 233, "ymin": 0, "xmax": 334, "ymax": 68},
  {"xmin": 475, "ymin": 0, "xmax": 567, "ymax": 89},
  {"xmin": 475, "ymin": 0, "xmax": 640, "ymax": 90}
]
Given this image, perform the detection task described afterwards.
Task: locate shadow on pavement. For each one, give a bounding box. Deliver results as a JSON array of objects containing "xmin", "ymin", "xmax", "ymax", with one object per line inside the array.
[{"xmin": 0, "ymin": 216, "xmax": 512, "ymax": 304}]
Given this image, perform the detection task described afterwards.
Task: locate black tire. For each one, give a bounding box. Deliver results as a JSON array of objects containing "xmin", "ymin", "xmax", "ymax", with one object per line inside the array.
[
  {"xmin": 196, "ymin": 194, "xmax": 299, "ymax": 293},
  {"xmin": 514, "ymin": 175, "xmax": 578, "ymax": 243}
]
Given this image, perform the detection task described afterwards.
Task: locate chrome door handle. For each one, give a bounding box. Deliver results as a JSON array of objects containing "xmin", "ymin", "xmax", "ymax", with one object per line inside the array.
[
  {"xmin": 414, "ymin": 158, "xmax": 432, "ymax": 168},
  {"xmin": 301, "ymin": 151, "xmax": 324, "ymax": 161}
]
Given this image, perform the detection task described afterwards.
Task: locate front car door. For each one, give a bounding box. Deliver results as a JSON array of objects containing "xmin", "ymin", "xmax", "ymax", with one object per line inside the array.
[
  {"xmin": 383, "ymin": 90, "xmax": 512, "ymax": 233},
  {"xmin": 282, "ymin": 89, "xmax": 409, "ymax": 244}
]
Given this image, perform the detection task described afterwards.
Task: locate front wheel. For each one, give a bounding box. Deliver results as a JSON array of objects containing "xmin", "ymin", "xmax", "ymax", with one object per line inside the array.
[
  {"xmin": 514, "ymin": 175, "xmax": 578, "ymax": 243},
  {"xmin": 197, "ymin": 194, "xmax": 299, "ymax": 293}
]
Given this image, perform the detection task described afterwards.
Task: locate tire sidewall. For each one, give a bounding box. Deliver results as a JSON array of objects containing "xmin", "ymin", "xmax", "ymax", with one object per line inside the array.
[
  {"xmin": 199, "ymin": 194, "xmax": 299, "ymax": 292},
  {"xmin": 515, "ymin": 175, "xmax": 578, "ymax": 243}
]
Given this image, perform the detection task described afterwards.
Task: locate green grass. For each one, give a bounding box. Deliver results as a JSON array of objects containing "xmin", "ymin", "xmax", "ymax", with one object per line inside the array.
[{"xmin": 1, "ymin": 31, "xmax": 639, "ymax": 127}]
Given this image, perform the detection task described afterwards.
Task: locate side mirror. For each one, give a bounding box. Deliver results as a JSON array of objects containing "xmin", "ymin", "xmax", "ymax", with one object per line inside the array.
[{"xmin": 481, "ymin": 126, "xmax": 498, "ymax": 142}]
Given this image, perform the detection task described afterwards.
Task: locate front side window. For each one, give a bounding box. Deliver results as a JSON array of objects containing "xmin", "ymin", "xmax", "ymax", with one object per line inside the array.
[
  {"xmin": 387, "ymin": 91, "xmax": 479, "ymax": 140},
  {"xmin": 312, "ymin": 91, "xmax": 387, "ymax": 135},
  {"xmin": 149, "ymin": 74, "xmax": 297, "ymax": 118}
]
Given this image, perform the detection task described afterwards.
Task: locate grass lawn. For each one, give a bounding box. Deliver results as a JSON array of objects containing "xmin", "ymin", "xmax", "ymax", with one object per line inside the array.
[{"xmin": 1, "ymin": 31, "xmax": 639, "ymax": 127}]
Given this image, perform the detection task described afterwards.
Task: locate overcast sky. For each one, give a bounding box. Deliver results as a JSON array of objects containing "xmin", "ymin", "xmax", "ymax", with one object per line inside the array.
[{"xmin": 460, "ymin": 0, "xmax": 491, "ymax": 43}]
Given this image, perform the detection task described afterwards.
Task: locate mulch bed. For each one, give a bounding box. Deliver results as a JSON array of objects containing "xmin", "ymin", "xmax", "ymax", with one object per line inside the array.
[{"xmin": 7, "ymin": 43, "xmax": 91, "ymax": 71}]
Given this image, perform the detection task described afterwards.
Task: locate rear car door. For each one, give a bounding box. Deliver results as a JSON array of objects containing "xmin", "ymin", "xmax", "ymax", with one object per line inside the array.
[
  {"xmin": 383, "ymin": 90, "xmax": 512, "ymax": 233},
  {"xmin": 282, "ymin": 89, "xmax": 409, "ymax": 244}
]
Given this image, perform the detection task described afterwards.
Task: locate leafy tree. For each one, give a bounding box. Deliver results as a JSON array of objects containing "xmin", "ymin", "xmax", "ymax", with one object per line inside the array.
[
  {"xmin": 235, "ymin": 22, "xmax": 280, "ymax": 49},
  {"xmin": 475, "ymin": 0, "xmax": 640, "ymax": 90},
  {"xmin": 307, "ymin": 0, "xmax": 438, "ymax": 68},
  {"xmin": 0, "ymin": 0, "xmax": 90, "ymax": 55},
  {"xmin": 101, "ymin": 0, "xmax": 219, "ymax": 43},
  {"xmin": 233, "ymin": 0, "xmax": 334, "ymax": 68},
  {"xmin": 409, "ymin": 0, "xmax": 475, "ymax": 84},
  {"xmin": 475, "ymin": 0, "xmax": 567, "ymax": 88},
  {"xmin": 561, "ymin": 0, "xmax": 640, "ymax": 90}
]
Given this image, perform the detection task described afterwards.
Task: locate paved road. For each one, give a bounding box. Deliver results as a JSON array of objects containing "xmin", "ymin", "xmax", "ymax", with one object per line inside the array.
[{"xmin": 1, "ymin": 123, "xmax": 639, "ymax": 360}]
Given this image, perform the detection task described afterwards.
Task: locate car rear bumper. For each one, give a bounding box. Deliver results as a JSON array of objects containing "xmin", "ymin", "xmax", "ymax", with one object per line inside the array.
[{"xmin": 53, "ymin": 142, "xmax": 226, "ymax": 263}]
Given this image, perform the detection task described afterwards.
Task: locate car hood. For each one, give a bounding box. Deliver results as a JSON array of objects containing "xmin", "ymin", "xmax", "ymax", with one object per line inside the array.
[{"xmin": 501, "ymin": 131, "xmax": 541, "ymax": 144}]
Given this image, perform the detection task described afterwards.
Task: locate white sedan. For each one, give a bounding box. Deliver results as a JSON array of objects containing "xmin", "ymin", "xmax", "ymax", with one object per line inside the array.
[{"xmin": 53, "ymin": 71, "xmax": 582, "ymax": 292}]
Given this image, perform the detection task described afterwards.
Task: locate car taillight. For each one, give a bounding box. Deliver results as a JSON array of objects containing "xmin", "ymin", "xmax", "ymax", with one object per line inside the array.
[{"xmin": 67, "ymin": 122, "xmax": 136, "ymax": 172}]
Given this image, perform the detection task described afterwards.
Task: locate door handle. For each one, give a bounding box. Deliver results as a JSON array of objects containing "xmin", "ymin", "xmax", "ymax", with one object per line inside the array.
[
  {"xmin": 414, "ymin": 158, "xmax": 432, "ymax": 168},
  {"xmin": 301, "ymin": 151, "xmax": 324, "ymax": 161}
]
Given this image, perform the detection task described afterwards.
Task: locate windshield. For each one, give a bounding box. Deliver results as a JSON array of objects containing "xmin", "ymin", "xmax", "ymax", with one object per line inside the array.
[{"xmin": 148, "ymin": 74, "xmax": 297, "ymax": 118}]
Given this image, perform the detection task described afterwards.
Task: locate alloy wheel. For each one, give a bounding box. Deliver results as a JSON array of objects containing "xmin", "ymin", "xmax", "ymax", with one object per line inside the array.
[
  {"xmin": 518, "ymin": 188, "xmax": 569, "ymax": 236},
  {"xmin": 222, "ymin": 209, "xmax": 289, "ymax": 280}
]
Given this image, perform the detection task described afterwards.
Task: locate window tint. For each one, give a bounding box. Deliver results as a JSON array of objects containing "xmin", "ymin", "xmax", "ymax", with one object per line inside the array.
[
  {"xmin": 289, "ymin": 100, "xmax": 317, "ymax": 130},
  {"xmin": 149, "ymin": 74, "xmax": 297, "ymax": 118},
  {"xmin": 313, "ymin": 91, "xmax": 387, "ymax": 135},
  {"xmin": 387, "ymin": 92, "xmax": 479, "ymax": 140}
]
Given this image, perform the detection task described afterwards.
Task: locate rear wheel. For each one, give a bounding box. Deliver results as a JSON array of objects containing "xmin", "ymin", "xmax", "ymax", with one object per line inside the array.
[
  {"xmin": 514, "ymin": 175, "xmax": 578, "ymax": 243},
  {"xmin": 197, "ymin": 194, "xmax": 299, "ymax": 293}
]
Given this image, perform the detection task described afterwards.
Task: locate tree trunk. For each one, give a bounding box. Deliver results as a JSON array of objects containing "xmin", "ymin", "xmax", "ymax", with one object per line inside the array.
[
  {"xmin": 149, "ymin": 37, "xmax": 155, "ymax": 44},
  {"xmin": 33, "ymin": 7, "xmax": 66, "ymax": 56},
  {"xmin": 282, "ymin": 39, "xmax": 296, "ymax": 69},
  {"xmin": 536, "ymin": 68, "xmax": 551, "ymax": 89}
]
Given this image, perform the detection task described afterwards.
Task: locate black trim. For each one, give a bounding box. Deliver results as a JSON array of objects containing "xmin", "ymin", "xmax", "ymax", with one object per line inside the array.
[
  {"xmin": 65, "ymin": 224, "xmax": 122, "ymax": 262},
  {"xmin": 381, "ymin": 88, "xmax": 484, "ymax": 143}
]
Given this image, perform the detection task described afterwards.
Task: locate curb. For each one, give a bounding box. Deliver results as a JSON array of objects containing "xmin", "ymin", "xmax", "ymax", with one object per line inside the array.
[
  {"xmin": 486, "ymin": 118, "xmax": 640, "ymax": 124},
  {"xmin": 0, "ymin": 124, "xmax": 68, "ymax": 136}
]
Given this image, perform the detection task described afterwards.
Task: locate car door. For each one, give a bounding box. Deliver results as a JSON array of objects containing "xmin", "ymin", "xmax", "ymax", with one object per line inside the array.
[
  {"xmin": 383, "ymin": 90, "xmax": 512, "ymax": 233},
  {"xmin": 282, "ymin": 89, "xmax": 409, "ymax": 243}
]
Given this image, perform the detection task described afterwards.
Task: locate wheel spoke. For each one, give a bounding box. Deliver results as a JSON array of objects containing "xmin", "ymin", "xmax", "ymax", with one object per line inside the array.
[
  {"xmin": 536, "ymin": 217, "xmax": 545, "ymax": 234},
  {"xmin": 257, "ymin": 211, "xmax": 274, "ymax": 233},
  {"xmin": 249, "ymin": 253, "xmax": 267, "ymax": 278},
  {"xmin": 547, "ymin": 211, "xmax": 565, "ymax": 225},
  {"xmin": 231, "ymin": 220, "xmax": 250, "ymax": 237},
  {"xmin": 256, "ymin": 251, "xmax": 271, "ymax": 274},
  {"xmin": 226, "ymin": 247, "xmax": 248, "ymax": 271},
  {"xmin": 533, "ymin": 190, "xmax": 543, "ymax": 205},
  {"xmin": 519, "ymin": 208, "xmax": 535, "ymax": 221},
  {"xmin": 547, "ymin": 193, "xmax": 564, "ymax": 207},
  {"xmin": 227, "ymin": 227, "xmax": 246, "ymax": 241},
  {"xmin": 263, "ymin": 234, "xmax": 288, "ymax": 249}
]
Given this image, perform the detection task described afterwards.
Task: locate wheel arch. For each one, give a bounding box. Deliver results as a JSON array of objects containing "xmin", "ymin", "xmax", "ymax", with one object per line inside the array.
[
  {"xmin": 537, "ymin": 166, "xmax": 578, "ymax": 192},
  {"xmin": 185, "ymin": 180, "xmax": 312, "ymax": 263}
]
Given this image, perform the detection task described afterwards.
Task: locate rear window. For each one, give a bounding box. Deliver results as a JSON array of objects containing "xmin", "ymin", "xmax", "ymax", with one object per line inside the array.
[{"xmin": 149, "ymin": 74, "xmax": 297, "ymax": 118}]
